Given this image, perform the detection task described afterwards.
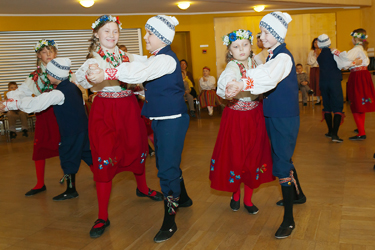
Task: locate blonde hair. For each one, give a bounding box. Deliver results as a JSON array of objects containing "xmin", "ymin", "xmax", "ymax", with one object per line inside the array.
[
  {"xmin": 225, "ymin": 44, "xmax": 253, "ymax": 63},
  {"xmin": 87, "ymin": 15, "xmax": 121, "ymax": 59},
  {"xmin": 352, "ymin": 28, "xmax": 369, "ymax": 50},
  {"xmin": 36, "ymin": 45, "xmax": 57, "ymax": 67}
]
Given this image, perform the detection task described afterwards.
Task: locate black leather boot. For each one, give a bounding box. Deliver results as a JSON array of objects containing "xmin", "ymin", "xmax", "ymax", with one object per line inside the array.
[
  {"xmin": 276, "ymin": 168, "xmax": 306, "ymax": 206},
  {"xmin": 178, "ymin": 177, "xmax": 193, "ymax": 207},
  {"xmin": 53, "ymin": 174, "xmax": 79, "ymax": 201},
  {"xmin": 275, "ymin": 186, "xmax": 295, "ymax": 239},
  {"xmin": 324, "ymin": 112, "xmax": 333, "ymax": 138},
  {"xmin": 154, "ymin": 199, "xmax": 177, "ymax": 243},
  {"xmin": 331, "ymin": 113, "xmax": 343, "ymax": 143}
]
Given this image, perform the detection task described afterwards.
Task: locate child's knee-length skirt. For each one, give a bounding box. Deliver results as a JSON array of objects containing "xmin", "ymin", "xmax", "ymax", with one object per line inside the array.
[
  {"xmin": 209, "ymin": 100, "xmax": 274, "ymax": 192},
  {"xmin": 89, "ymin": 91, "xmax": 148, "ymax": 182},
  {"xmin": 347, "ymin": 67, "xmax": 375, "ymax": 113}
]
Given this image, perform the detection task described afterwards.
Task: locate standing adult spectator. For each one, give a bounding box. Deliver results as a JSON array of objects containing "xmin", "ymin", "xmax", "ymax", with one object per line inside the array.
[{"xmin": 307, "ymin": 38, "xmax": 321, "ymax": 105}]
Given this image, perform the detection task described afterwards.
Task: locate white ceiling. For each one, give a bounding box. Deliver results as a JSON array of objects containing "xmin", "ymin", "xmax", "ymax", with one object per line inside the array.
[{"xmin": 0, "ymin": 0, "xmax": 361, "ymax": 15}]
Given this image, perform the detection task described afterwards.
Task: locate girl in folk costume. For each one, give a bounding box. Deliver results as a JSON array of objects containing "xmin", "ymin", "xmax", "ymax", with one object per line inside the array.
[
  {"xmin": 307, "ymin": 38, "xmax": 322, "ymax": 105},
  {"xmin": 210, "ymin": 29, "xmax": 274, "ymax": 214},
  {"xmin": 332, "ymin": 29, "xmax": 375, "ymax": 140},
  {"xmin": 75, "ymin": 15, "xmax": 162, "ymax": 238},
  {"xmin": 10, "ymin": 40, "xmax": 61, "ymax": 197},
  {"xmin": 225, "ymin": 12, "xmax": 307, "ymax": 239},
  {"xmin": 85, "ymin": 15, "xmax": 193, "ymax": 243},
  {"xmin": 199, "ymin": 67, "xmax": 221, "ymax": 116}
]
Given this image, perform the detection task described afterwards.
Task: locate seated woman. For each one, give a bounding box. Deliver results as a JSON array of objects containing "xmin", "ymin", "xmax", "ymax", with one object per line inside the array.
[{"xmin": 198, "ymin": 66, "xmax": 221, "ymax": 116}]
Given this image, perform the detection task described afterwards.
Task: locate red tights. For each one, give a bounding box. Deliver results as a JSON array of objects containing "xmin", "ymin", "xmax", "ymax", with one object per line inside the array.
[
  {"xmin": 94, "ymin": 171, "xmax": 154, "ymax": 228},
  {"xmin": 232, "ymin": 185, "xmax": 254, "ymax": 206},
  {"xmin": 352, "ymin": 112, "xmax": 366, "ymax": 136},
  {"xmin": 33, "ymin": 160, "xmax": 45, "ymax": 190}
]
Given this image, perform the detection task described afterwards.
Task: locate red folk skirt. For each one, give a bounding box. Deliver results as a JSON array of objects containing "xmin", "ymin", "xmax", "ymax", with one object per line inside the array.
[
  {"xmin": 310, "ymin": 67, "xmax": 320, "ymax": 96},
  {"xmin": 209, "ymin": 100, "xmax": 274, "ymax": 192},
  {"xmin": 89, "ymin": 91, "xmax": 148, "ymax": 182},
  {"xmin": 199, "ymin": 90, "xmax": 221, "ymax": 108},
  {"xmin": 347, "ymin": 67, "xmax": 375, "ymax": 113},
  {"xmin": 32, "ymin": 107, "xmax": 60, "ymax": 161}
]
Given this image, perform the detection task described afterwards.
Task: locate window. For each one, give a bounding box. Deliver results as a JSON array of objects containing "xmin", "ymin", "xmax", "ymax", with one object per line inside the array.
[{"xmin": 0, "ymin": 28, "xmax": 143, "ymax": 98}]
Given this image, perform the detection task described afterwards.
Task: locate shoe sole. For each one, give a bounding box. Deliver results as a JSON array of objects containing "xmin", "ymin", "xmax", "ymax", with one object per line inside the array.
[
  {"xmin": 154, "ymin": 227, "xmax": 178, "ymax": 243},
  {"xmin": 332, "ymin": 139, "xmax": 343, "ymax": 143},
  {"xmin": 349, "ymin": 138, "xmax": 366, "ymax": 141},
  {"xmin": 53, "ymin": 195, "xmax": 79, "ymax": 201}
]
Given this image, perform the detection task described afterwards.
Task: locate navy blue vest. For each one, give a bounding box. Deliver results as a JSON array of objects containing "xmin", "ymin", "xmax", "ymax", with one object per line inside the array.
[
  {"xmin": 53, "ymin": 79, "xmax": 88, "ymax": 137},
  {"xmin": 317, "ymin": 48, "xmax": 342, "ymax": 86},
  {"xmin": 263, "ymin": 43, "xmax": 299, "ymax": 117},
  {"xmin": 141, "ymin": 46, "xmax": 187, "ymax": 118}
]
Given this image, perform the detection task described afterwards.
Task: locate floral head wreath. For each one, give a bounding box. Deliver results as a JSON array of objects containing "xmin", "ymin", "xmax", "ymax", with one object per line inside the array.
[
  {"xmin": 92, "ymin": 15, "xmax": 122, "ymax": 30},
  {"xmin": 34, "ymin": 40, "xmax": 58, "ymax": 52},
  {"xmin": 351, "ymin": 31, "xmax": 368, "ymax": 40},
  {"xmin": 223, "ymin": 29, "xmax": 253, "ymax": 46}
]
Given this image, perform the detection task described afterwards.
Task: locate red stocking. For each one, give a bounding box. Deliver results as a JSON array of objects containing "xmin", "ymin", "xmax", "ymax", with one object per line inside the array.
[
  {"xmin": 33, "ymin": 160, "xmax": 45, "ymax": 189},
  {"xmin": 244, "ymin": 185, "xmax": 254, "ymax": 206},
  {"xmin": 94, "ymin": 181, "xmax": 112, "ymax": 228},
  {"xmin": 353, "ymin": 112, "xmax": 366, "ymax": 136},
  {"xmin": 134, "ymin": 172, "xmax": 156, "ymax": 196},
  {"xmin": 232, "ymin": 186, "xmax": 241, "ymax": 202}
]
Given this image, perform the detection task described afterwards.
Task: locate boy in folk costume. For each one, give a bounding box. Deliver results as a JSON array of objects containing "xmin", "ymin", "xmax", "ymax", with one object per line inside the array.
[
  {"xmin": 87, "ymin": 15, "xmax": 192, "ymax": 243},
  {"xmin": 1, "ymin": 58, "xmax": 92, "ymax": 200},
  {"xmin": 316, "ymin": 34, "xmax": 345, "ymax": 143},
  {"xmin": 226, "ymin": 12, "xmax": 306, "ymax": 239}
]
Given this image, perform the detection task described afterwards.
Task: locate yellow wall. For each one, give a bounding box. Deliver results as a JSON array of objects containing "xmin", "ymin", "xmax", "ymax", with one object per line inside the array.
[
  {"xmin": 361, "ymin": 0, "xmax": 375, "ymax": 47},
  {"xmin": 0, "ymin": 8, "xmax": 364, "ymax": 84}
]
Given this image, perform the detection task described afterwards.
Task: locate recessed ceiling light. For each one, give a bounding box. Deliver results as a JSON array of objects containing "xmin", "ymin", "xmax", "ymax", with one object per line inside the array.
[
  {"xmin": 254, "ymin": 5, "xmax": 265, "ymax": 12},
  {"xmin": 80, "ymin": 0, "xmax": 95, "ymax": 8},
  {"xmin": 178, "ymin": 2, "xmax": 191, "ymax": 10}
]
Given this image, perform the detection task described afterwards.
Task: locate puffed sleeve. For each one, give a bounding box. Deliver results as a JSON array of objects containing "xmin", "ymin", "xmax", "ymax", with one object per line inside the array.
[
  {"xmin": 217, "ymin": 62, "xmax": 238, "ymax": 99},
  {"xmin": 75, "ymin": 58, "xmax": 100, "ymax": 89},
  {"xmin": 3, "ymin": 90, "xmax": 64, "ymax": 113},
  {"xmin": 242, "ymin": 53, "xmax": 293, "ymax": 95},
  {"xmin": 104, "ymin": 55, "xmax": 176, "ymax": 83}
]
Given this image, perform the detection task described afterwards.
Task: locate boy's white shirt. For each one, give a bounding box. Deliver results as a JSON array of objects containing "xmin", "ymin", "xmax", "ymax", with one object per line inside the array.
[
  {"xmin": 217, "ymin": 57, "xmax": 258, "ymax": 101},
  {"xmin": 333, "ymin": 45, "xmax": 370, "ymax": 70},
  {"xmin": 110, "ymin": 54, "xmax": 176, "ymax": 84},
  {"xmin": 3, "ymin": 90, "xmax": 64, "ymax": 113},
  {"xmin": 242, "ymin": 47, "xmax": 293, "ymax": 95}
]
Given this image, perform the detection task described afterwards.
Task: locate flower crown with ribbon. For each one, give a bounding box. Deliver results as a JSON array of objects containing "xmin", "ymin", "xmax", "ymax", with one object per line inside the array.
[
  {"xmin": 223, "ymin": 29, "xmax": 253, "ymax": 46},
  {"xmin": 351, "ymin": 32, "xmax": 368, "ymax": 40},
  {"xmin": 34, "ymin": 40, "xmax": 58, "ymax": 52},
  {"xmin": 92, "ymin": 15, "xmax": 122, "ymax": 30}
]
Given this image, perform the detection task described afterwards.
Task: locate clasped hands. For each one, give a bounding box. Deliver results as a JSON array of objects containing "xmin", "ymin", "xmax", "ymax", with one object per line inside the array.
[
  {"xmin": 86, "ymin": 64, "xmax": 105, "ymax": 84},
  {"xmin": 225, "ymin": 80, "xmax": 244, "ymax": 98}
]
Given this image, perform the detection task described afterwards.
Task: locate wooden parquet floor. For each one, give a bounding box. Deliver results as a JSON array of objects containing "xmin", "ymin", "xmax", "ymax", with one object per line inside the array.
[{"xmin": 1, "ymin": 103, "xmax": 375, "ymax": 250}]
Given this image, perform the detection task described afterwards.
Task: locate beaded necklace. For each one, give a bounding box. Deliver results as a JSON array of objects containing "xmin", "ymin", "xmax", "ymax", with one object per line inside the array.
[
  {"xmin": 96, "ymin": 45, "xmax": 129, "ymax": 68},
  {"xmin": 29, "ymin": 66, "xmax": 53, "ymax": 94},
  {"xmin": 231, "ymin": 58, "xmax": 254, "ymax": 78}
]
